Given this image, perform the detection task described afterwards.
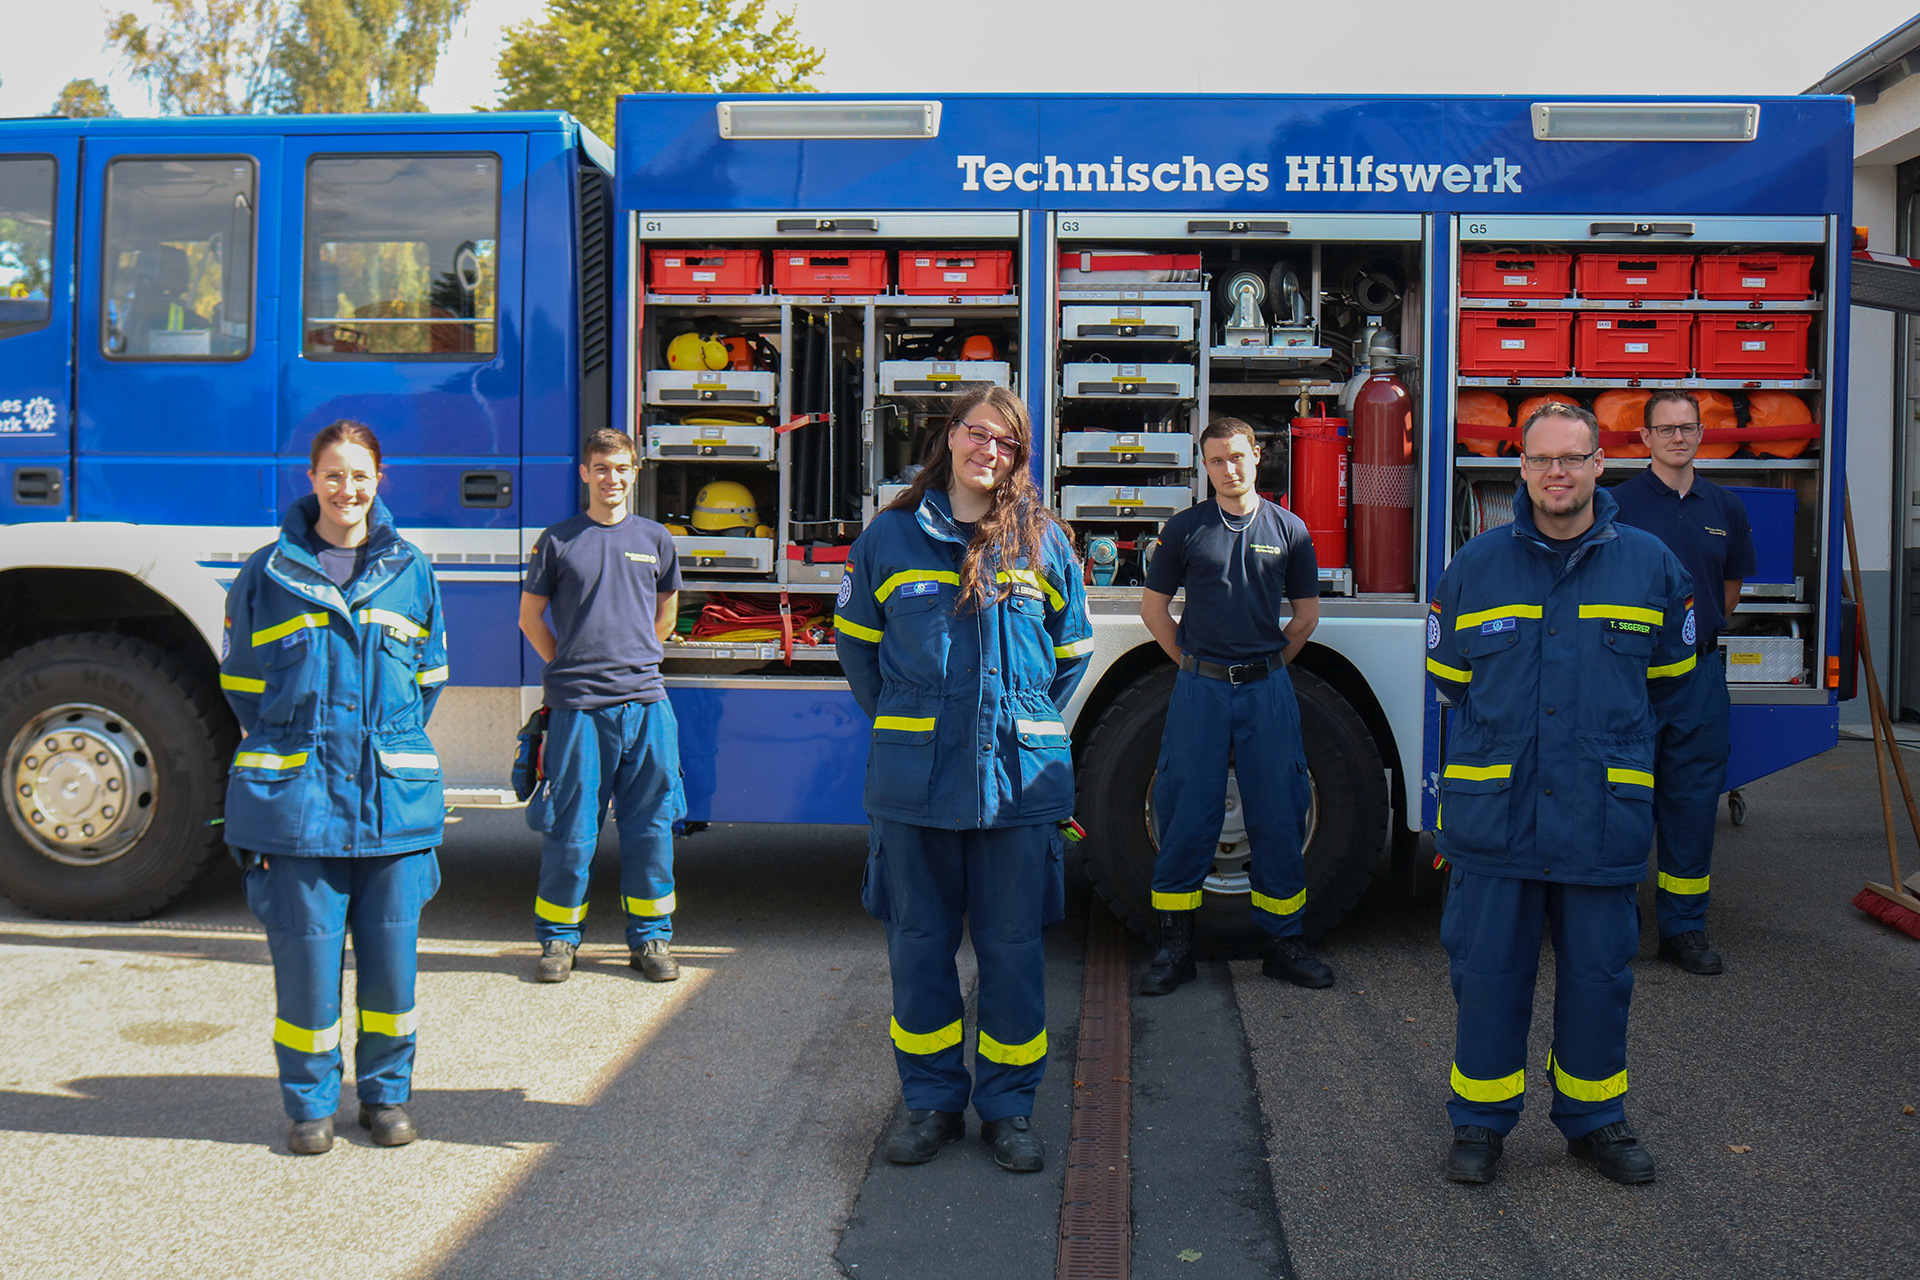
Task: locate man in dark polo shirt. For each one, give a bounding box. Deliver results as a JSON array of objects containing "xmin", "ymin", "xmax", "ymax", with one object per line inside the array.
[
  {"xmin": 1609, "ymin": 390, "xmax": 1757, "ymax": 975},
  {"xmin": 1136, "ymin": 417, "xmax": 1332, "ymax": 995},
  {"xmin": 519, "ymin": 428, "xmax": 686, "ymax": 983}
]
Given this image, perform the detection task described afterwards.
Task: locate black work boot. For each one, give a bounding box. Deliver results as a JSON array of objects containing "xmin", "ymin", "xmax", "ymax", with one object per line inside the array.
[
  {"xmin": 287, "ymin": 1116, "xmax": 334, "ymax": 1155},
  {"xmin": 536, "ymin": 939, "xmax": 577, "ymax": 983},
  {"xmin": 1262, "ymin": 936, "xmax": 1335, "ymax": 988},
  {"xmin": 1138, "ymin": 911, "xmax": 1197, "ymax": 996},
  {"xmin": 631, "ymin": 938, "xmax": 680, "ymax": 982},
  {"xmin": 359, "ymin": 1103, "xmax": 417, "ymax": 1147},
  {"xmin": 884, "ymin": 1108, "xmax": 965, "ymax": 1164},
  {"xmin": 1444, "ymin": 1124, "xmax": 1504, "ymax": 1183},
  {"xmin": 980, "ymin": 1115, "xmax": 1045, "ymax": 1172},
  {"xmin": 1567, "ymin": 1120, "xmax": 1657, "ymax": 1184},
  {"xmin": 1657, "ymin": 930, "xmax": 1723, "ymax": 975}
]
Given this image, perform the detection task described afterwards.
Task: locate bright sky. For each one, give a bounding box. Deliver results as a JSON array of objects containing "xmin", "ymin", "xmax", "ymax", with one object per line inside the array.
[{"xmin": 2, "ymin": 0, "xmax": 1914, "ymax": 118}]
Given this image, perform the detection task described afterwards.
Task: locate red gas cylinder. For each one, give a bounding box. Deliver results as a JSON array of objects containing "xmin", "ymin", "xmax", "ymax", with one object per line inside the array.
[
  {"xmin": 1288, "ymin": 415, "xmax": 1349, "ymax": 569},
  {"xmin": 1352, "ymin": 372, "xmax": 1414, "ymax": 592}
]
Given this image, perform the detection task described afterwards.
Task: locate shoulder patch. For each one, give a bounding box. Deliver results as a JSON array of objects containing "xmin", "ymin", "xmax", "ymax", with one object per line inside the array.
[
  {"xmin": 835, "ymin": 574, "xmax": 853, "ymax": 608},
  {"xmin": 1682, "ymin": 609, "xmax": 1697, "ymax": 647},
  {"xmin": 1426, "ymin": 614, "xmax": 1441, "ymax": 650}
]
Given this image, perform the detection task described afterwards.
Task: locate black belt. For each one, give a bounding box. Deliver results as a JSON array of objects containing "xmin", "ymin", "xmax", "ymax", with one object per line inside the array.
[{"xmin": 1181, "ymin": 653, "xmax": 1282, "ymax": 685}]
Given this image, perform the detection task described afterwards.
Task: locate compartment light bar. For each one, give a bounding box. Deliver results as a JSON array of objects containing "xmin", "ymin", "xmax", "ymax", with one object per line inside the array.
[
  {"xmin": 717, "ymin": 101, "xmax": 941, "ymax": 140},
  {"xmin": 1531, "ymin": 103, "xmax": 1759, "ymax": 142}
]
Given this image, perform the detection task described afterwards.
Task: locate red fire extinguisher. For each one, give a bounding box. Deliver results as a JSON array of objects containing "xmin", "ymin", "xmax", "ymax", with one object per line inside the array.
[
  {"xmin": 1289, "ymin": 410, "xmax": 1349, "ymax": 569},
  {"xmin": 1352, "ymin": 371, "xmax": 1414, "ymax": 592}
]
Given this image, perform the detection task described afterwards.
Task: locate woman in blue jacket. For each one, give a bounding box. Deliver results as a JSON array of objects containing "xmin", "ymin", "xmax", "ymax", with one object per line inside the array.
[
  {"xmin": 219, "ymin": 421, "xmax": 449, "ymax": 1155},
  {"xmin": 835, "ymin": 385, "xmax": 1093, "ymax": 1173}
]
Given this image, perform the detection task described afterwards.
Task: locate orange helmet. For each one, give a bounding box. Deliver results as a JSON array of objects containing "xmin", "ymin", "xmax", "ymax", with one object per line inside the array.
[
  {"xmin": 1456, "ymin": 389, "xmax": 1512, "ymax": 457},
  {"xmin": 1513, "ymin": 393, "xmax": 1580, "ymax": 454},
  {"xmin": 1592, "ymin": 389, "xmax": 1650, "ymax": 458},
  {"xmin": 1693, "ymin": 390, "xmax": 1738, "ymax": 460},
  {"xmin": 1744, "ymin": 390, "xmax": 1814, "ymax": 459},
  {"xmin": 959, "ymin": 333, "xmax": 999, "ymax": 361}
]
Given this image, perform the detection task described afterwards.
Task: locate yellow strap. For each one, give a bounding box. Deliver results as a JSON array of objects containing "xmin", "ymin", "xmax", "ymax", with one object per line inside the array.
[
  {"xmin": 534, "ymin": 897, "xmax": 588, "ymax": 924},
  {"xmin": 875, "ymin": 569, "xmax": 960, "ymax": 602},
  {"xmin": 416, "ymin": 665, "xmax": 449, "ymax": 686},
  {"xmin": 234, "ymin": 750, "xmax": 307, "ymax": 771},
  {"xmin": 977, "ymin": 1028, "xmax": 1048, "ymax": 1066},
  {"xmin": 874, "ymin": 715, "xmax": 935, "ymax": 732},
  {"xmin": 1658, "ymin": 871, "xmax": 1710, "ymax": 895},
  {"xmin": 1579, "ymin": 604, "xmax": 1663, "ymax": 625},
  {"xmin": 1606, "ymin": 767, "xmax": 1654, "ymax": 789},
  {"xmin": 357, "ymin": 608, "xmax": 427, "ymax": 638},
  {"xmin": 1648, "ymin": 653, "xmax": 1697, "ymax": 679},
  {"xmin": 995, "ymin": 567, "xmax": 1065, "ymax": 611},
  {"xmin": 1054, "ymin": 637, "xmax": 1096, "ymax": 658},
  {"xmin": 220, "ymin": 673, "xmax": 266, "ymax": 693},
  {"xmin": 1550, "ymin": 1051, "xmax": 1629, "ymax": 1102},
  {"xmin": 358, "ymin": 1007, "xmax": 418, "ymax": 1037},
  {"xmin": 274, "ymin": 1017, "xmax": 342, "ymax": 1055},
  {"xmin": 624, "ymin": 892, "xmax": 677, "ymax": 916},
  {"xmin": 1444, "ymin": 762, "xmax": 1513, "ymax": 781},
  {"xmin": 1252, "ymin": 888, "xmax": 1306, "ymax": 917},
  {"xmin": 252, "ymin": 612, "xmax": 329, "ymax": 647},
  {"xmin": 1455, "ymin": 604, "xmax": 1543, "ymax": 631},
  {"xmin": 1426, "ymin": 657, "xmax": 1472, "ymax": 683},
  {"xmin": 1151, "ymin": 890, "xmax": 1202, "ymax": 911},
  {"xmin": 1450, "ymin": 1062, "xmax": 1525, "ymax": 1102},
  {"xmin": 835, "ymin": 615, "xmax": 883, "ymax": 643},
  {"xmin": 890, "ymin": 1016, "xmax": 963, "ymax": 1056}
]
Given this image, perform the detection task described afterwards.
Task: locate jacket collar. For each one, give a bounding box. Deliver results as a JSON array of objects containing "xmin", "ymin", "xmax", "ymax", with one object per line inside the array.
[
  {"xmin": 266, "ymin": 495, "xmax": 413, "ymax": 616},
  {"xmin": 915, "ymin": 486, "xmax": 973, "ymax": 548},
  {"xmin": 1510, "ymin": 483, "xmax": 1620, "ymax": 572}
]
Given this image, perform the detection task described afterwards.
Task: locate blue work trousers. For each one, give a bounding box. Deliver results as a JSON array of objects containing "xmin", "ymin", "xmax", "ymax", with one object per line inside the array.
[
  {"xmin": 862, "ymin": 818, "xmax": 1065, "ymax": 1121},
  {"xmin": 1151, "ymin": 664, "xmax": 1311, "ymax": 936},
  {"xmin": 1654, "ymin": 650, "xmax": 1729, "ymax": 937},
  {"xmin": 242, "ymin": 850, "xmax": 441, "ymax": 1122},
  {"xmin": 535, "ymin": 700, "xmax": 684, "ymax": 947},
  {"xmin": 1441, "ymin": 869, "xmax": 1638, "ymax": 1140}
]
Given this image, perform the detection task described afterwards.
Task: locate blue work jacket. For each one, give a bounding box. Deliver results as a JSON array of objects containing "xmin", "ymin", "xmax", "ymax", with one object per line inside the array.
[
  {"xmin": 219, "ymin": 496, "xmax": 450, "ymax": 859},
  {"xmin": 1425, "ymin": 487, "xmax": 1696, "ymax": 885},
  {"xmin": 835, "ymin": 488, "xmax": 1094, "ymax": 829}
]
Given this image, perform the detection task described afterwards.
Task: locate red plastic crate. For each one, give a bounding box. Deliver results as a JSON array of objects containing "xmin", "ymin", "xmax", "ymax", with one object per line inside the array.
[
  {"xmin": 898, "ymin": 248, "xmax": 1014, "ymax": 295},
  {"xmin": 1574, "ymin": 253, "xmax": 1694, "ymax": 300},
  {"xmin": 1058, "ymin": 250, "xmax": 1202, "ymax": 283},
  {"xmin": 648, "ymin": 247, "xmax": 766, "ymax": 295},
  {"xmin": 1459, "ymin": 250, "xmax": 1572, "ymax": 298},
  {"xmin": 773, "ymin": 249, "xmax": 891, "ymax": 296},
  {"xmin": 1694, "ymin": 313, "xmax": 1813, "ymax": 378},
  {"xmin": 1458, "ymin": 312, "xmax": 1573, "ymax": 375},
  {"xmin": 1695, "ymin": 252, "xmax": 1815, "ymax": 300},
  {"xmin": 1575, "ymin": 313, "xmax": 1693, "ymax": 377}
]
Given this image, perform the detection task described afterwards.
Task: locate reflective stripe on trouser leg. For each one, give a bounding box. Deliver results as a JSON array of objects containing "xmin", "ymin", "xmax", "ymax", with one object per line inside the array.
[
  {"xmin": 1235, "ymin": 668, "xmax": 1311, "ymax": 938},
  {"xmin": 1150, "ymin": 669, "xmax": 1234, "ymax": 907},
  {"xmin": 1545, "ymin": 881, "xmax": 1638, "ymax": 1139},
  {"xmin": 965, "ymin": 822, "xmax": 1054, "ymax": 1121},
  {"xmin": 1440, "ymin": 870, "xmax": 1545, "ymax": 1136},
  {"xmin": 243, "ymin": 855, "xmax": 349, "ymax": 1123},
  {"xmin": 614, "ymin": 699, "xmax": 684, "ymax": 946},
  {"xmin": 1654, "ymin": 651, "xmax": 1728, "ymax": 937},
  {"xmin": 873, "ymin": 818, "xmax": 972, "ymax": 1114},
  {"xmin": 534, "ymin": 705, "xmax": 615, "ymax": 945},
  {"xmin": 347, "ymin": 850, "xmax": 439, "ymax": 1107}
]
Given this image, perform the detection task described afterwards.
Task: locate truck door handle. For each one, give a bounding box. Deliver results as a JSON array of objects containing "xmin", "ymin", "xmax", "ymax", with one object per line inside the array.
[
  {"xmin": 776, "ymin": 217, "xmax": 878, "ymax": 233},
  {"xmin": 12, "ymin": 467, "xmax": 62, "ymax": 506},
  {"xmin": 460, "ymin": 470, "xmax": 512, "ymax": 508}
]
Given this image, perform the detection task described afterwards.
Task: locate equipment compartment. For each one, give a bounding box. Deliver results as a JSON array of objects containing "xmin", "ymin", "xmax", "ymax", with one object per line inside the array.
[
  {"xmin": 1458, "ymin": 312, "xmax": 1574, "ymax": 376},
  {"xmin": 1695, "ymin": 252, "xmax": 1816, "ymax": 301},
  {"xmin": 648, "ymin": 248, "xmax": 767, "ymax": 296},
  {"xmin": 1059, "ymin": 484, "xmax": 1194, "ymax": 520},
  {"xmin": 672, "ymin": 534, "xmax": 777, "ymax": 575},
  {"xmin": 1693, "ymin": 314, "xmax": 1814, "ymax": 378},
  {"xmin": 644, "ymin": 368, "xmax": 779, "ymax": 407},
  {"xmin": 773, "ymin": 249, "xmax": 891, "ymax": 297},
  {"xmin": 878, "ymin": 359, "xmax": 1013, "ymax": 395},
  {"xmin": 1061, "ymin": 362, "xmax": 1196, "ymax": 399},
  {"xmin": 1574, "ymin": 253, "xmax": 1694, "ymax": 300},
  {"xmin": 896, "ymin": 249, "xmax": 1014, "ymax": 296},
  {"xmin": 1059, "ymin": 304, "xmax": 1197, "ymax": 343},
  {"xmin": 1574, "ymin": 313, "xmax": 1693, "ymax": 377},
  {"xmin": 1058, "ymin": 431, "xmax": 1195, "ymax": 468},
  {"xmin": 1459, "ymin": 250, "xmax": 1572, "ymax": 298}
]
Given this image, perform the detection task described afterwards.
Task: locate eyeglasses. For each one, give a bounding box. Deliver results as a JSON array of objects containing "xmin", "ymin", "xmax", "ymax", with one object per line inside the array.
[
  {"xmin": 1520, "ymin": 449, "xmax": 1600, "ymax": 472},
  {"xmin": 957, "ymin": 421, "xmax": 1018, "ymax": 454},
  {"xmin": 1647, "ymin": 421, "xmax": 1703, "ymax": 439}
]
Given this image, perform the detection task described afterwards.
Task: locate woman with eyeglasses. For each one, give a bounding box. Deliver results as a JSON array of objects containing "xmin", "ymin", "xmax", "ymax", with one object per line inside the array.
[
  {"xmin": 834, "ymin": 384, "xmax": 1094, "ymax": 1174},
  {"xmin": 219, "ymin": 420, "xmax": 449, "ymax": 1155}
]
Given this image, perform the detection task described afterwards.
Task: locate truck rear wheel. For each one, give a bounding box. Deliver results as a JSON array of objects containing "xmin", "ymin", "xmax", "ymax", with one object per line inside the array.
[
  {"xmin": 1076, "ymin": 662, "xmax": 1390, "ymax": 955},
  {"xmin": 0, "ymin": 633, "xmax": 234, "ymax": 919}
]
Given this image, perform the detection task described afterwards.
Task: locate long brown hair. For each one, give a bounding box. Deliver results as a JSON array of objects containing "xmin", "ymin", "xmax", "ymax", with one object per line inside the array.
[{"xmin": 885, "ymin": 384, "xmax": 1071, "ymax": 609}]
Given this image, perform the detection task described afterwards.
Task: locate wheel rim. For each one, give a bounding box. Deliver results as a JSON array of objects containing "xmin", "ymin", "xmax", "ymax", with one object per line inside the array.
[
  {"xmin": 1143, "ymin": 766, "xmax": 1321, "ymax": 897},
  {"xmin": 6, "ymin": 702, "xmax": 159, "ymax": 867}
]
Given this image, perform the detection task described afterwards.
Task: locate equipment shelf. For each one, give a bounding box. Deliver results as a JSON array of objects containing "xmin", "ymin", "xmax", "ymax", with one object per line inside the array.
[
  {"xmin": 666, "ymin": 640, "xmax": 840, "ymax": 661},
  {"xmin": 677, "ymin": 577, "xmax": 842, "ymax": 595},
  {"xmin": 1458, "ymin": 297, "xmax": 1822, "ymax": 312}
]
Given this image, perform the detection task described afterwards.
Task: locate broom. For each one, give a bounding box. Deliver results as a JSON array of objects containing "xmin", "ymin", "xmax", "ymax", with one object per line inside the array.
[{"xmin": 1843, "ymin": 489, "xmax": 1920, "ymax": 938}]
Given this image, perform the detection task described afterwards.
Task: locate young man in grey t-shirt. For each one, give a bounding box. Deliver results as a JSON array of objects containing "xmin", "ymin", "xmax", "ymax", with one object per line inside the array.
[{"xmin": 519, "ymin": 428, "xmax": 685, "ymax": 983}]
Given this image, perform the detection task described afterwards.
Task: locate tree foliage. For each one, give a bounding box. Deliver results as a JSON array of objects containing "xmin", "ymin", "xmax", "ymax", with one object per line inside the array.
[
  {"xmin": 496, "ymin": 0, "xmax": 823, "ymax": 140},
  {"xmin": 109, "ymin": 0, "xmax": 286, "ymax": 115},
  {"xmin": 49, "ymin": 79, "xmax": 120, "ymax": 119},
  {"xmin": 275, "ymin": 0, "xmax": 471, "ymax": 113}
]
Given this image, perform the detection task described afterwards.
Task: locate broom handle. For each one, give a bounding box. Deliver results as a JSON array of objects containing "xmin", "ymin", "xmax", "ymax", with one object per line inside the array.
[{"xmin": 1844, "ymin": 488, "xmax": 1907, "ymax": 886}]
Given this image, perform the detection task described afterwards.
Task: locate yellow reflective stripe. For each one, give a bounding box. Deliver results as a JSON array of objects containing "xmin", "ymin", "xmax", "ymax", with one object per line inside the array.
[
  {"xmin": 1647, "ymin": 653, "xmax": 1697, "ymax": 679},
  {"xmin": 1053, "ymin": 636, "xmax": 1096, "ymax": 659},
  {"xmin": 1606, "ymin": 767, "xmax": 1654, "ymax": 789},
  {"xmin": 357, "ymin": 1007, "xmax": 418, "ymax": 1037},
  {"xmin": 624, "ymin": 892, "xmax": 677, "ymax": 916},
  {"xmin": 994, "ymin": 568, "xmax": 1065, "ymax": 611},
  {"xmin": 274, "ymin": 1018, "xmax": 342, "ymax": 1054},
  {"xmin": 220, "ymin": 673, "xmax": 266, "ymax": 693},
  {"xmin": 977, "ymin": 1028, "xmax": 1048, "ymax": 1066},
  {"xmin": 1550, "ymin": 1052, "xmax": 1628, "ymax": 1102},
  {"xmin": 1579, "ymin": 604, "xmax": 1663, "ymax": 625},
  {"xmin": 875, "ymin": 569, "xmax": 960, "ymax": 602},
  {"xmin": 874, "ymin": 715, "xmax": 935, "ymax": 732},
  {"xmin": 1426, "ymin": 657, "xmax": 1472, "ymax": 683},
  {"xmin": 357, "ymin": 608, "xmax": 427, "ymax": 638},
  {"xmin": 1658, "ymin": 872, "xmax": 1710, "ymax": 895},
  {"xmin": 416, "ymin": 665, "xmax": 449, "ymax": 686},
  {"xmin": 835, "ymin": 615, "xmax": 883, "ymax": 643},
  {"xmin": 1252, "ymin": 888, "xmax": 1306, "ymax": 917},
  {"xmin": 1015, "ymin": 717, "xmax": 1067, "ymax": 738},
  {"xmin": 534, "ymin": 897, "xmax": 588, "ymax": 924},
  {"xmin": 1455, "ymin": 604, "xmax": 1543, "ymax": 631},
  {"xmin": 1152, "ymin": 890, "xmax": 1202, "ymax": 910},
  {"xmin": 1451, "ymin": 1062, "xmax": 1525, "ymax": 1102},
  {"xmin": 1444, "ymin": 762, "xmax": 1513, "ymax": 781},
  {"xmin": 377, "ymin": 750, "xmax": 439, "ymax": 771},
  {"xmin": 252, "ymin": 612, "xmax": 329, "ymax": 647},
  {"xmin": 234, "ymin": 750, "xmax": 308, "ymax": 771},
  {"xmin": 890, "ymin": 1016, "xmax": 963, "ymax": 1056}
]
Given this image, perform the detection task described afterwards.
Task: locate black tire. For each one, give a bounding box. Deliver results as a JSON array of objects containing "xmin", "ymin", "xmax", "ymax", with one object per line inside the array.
[
  {"xmin": 0, "ymin": 633, "xmax": 235, "ymax": 919},
  {"xmin": 1076, "ymin": 662, "xmax": 1390, "ymax": 955}
]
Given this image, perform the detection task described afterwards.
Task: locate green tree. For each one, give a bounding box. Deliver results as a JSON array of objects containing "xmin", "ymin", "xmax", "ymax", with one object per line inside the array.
[
  {"xmin": 496, "ymin": 0, "xmax": 822, "ymax": 140},
  {"xmin": 48, "ymin": 79, "xmax": 120, "ymax": 118},
  {"xmin": 275, "ymin": 0, "xmax": 471, "ymax": 113},
  {"xmin": 108, "ymin": 0, "xmax": 286, "ymax": 115}
]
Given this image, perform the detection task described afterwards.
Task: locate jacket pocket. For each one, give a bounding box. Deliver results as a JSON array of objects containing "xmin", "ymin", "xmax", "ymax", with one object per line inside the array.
[
  {"xmin": 1436, "ymin": 758, "xmax": 1516, "ymax": 855},
  {"xmin": 879, "ymin": 589, "xmax": 952, "ymax": 685},
  {"xmin": 225, "ymin": 744, "xmax": 315, "ymax": 850},
  {"xmin": 257, "ymin": 628, "xmax": 321, "ymax": 726},
  {"xmin": 374, "ymin": 732, "xmax": 444, "ymax": 847},
  {"xmin": 1041, "ymin": 826, "xmax": 1066, "ymax": 928},
  {"xmin": 868, "ymin": 710, "xmax": 937, "ymax": 810},
  {"xmin": 1014, "ymin": 714, "xmax": 1074, "ymax": 815},
  {"xmin": 1600, "ymin": 760, "xmax": 1655, "ymax": 857},
  {"xmin": 860, "ymin": 826, "xmax": 890, "ymax": 922},
  {"xmin": 374, "ymin": 625, "xmax": 428, "ymax": 728}
]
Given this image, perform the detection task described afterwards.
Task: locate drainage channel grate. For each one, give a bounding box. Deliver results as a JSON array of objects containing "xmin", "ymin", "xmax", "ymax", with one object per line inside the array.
[{"xmin": 1056, "ymin": 900, "xmax": 1132, "ymax": 1280}]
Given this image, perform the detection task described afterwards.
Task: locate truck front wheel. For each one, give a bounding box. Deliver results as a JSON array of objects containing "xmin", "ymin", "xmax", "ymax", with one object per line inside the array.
[
  {"xmin": 1076, "ymin": 662, "xmax": 1390, "ymax": 955},
  {"xmin": 0, "ymin": 634, "xmax": 234, "ymax": 919}
]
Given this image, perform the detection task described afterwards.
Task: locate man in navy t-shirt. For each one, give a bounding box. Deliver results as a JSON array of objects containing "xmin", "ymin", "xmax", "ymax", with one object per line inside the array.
[
  {"xmin": 1609, "ymin": 390, "xmax": 1757, "ymax": 976},
  {"xmin": 1137, "ymin": 418, "xmax": 1332, "ymax": 995},
  {"xmin": 520, "ymin": 428, "xmax": 686, "ymax": 983}
]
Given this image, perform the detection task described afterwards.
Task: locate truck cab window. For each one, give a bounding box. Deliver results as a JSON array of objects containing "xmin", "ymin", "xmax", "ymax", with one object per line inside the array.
[
  {"xmin": 304, "ymin": 154, "xmax": 499, "ymax": 359},
  {"xmin": 102, "ymin": 157, "xmax": 255, "ymax": 360},
  {"xmin": 0, "ymin": 155, "xmax": 56, "ymax": 341}
]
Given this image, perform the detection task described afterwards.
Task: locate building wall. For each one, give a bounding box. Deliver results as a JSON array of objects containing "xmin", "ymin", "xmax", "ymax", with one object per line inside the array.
[{"xmin": 1847, "ymin": 162, "xmax": 1897, "ymax": 724}]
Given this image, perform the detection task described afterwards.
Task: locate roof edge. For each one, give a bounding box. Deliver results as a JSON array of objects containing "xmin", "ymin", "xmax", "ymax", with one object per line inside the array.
[{"xmin": 1807, "ymin": 14, "xmax": 1920, "ymax": 96}]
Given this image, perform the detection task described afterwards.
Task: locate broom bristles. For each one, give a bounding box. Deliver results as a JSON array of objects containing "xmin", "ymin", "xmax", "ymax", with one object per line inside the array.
[{"xmin": 1853, "ymin": 885, "xmax": 1920, "ymax": 940}]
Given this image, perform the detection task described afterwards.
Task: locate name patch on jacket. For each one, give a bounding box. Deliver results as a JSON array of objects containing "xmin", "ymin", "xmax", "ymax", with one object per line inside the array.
[
  {"xmin": 624, "ymin": 551, "xmax": 658, "ymax": 564},
  {"xmin": 1479, "ymin": 617, "xmax": 1518, "ymax": 635},
  {"xmin": 1608, "ymin": 620, "xmax": 1653, "ymax": 635},
  {"xmin": 1011, "ymin": 584, "xmax": 1045, "ymax": 601},
  {"xmin": 1250, "ymin": 543, "xmax": 1282, "ymax": 555},
  {"xmin": 898, "ymin": 581, "xmax": 941, "ymax": 598}
]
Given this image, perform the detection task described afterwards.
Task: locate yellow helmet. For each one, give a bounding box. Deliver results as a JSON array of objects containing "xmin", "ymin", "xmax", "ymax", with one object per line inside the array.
[
  {"xmin": 667, "ymin": 331, "xmax": 729, "ymax": 371},
  {"xmin": 691, "ymin": 480, "xmax": 760, "ymax": 532}
]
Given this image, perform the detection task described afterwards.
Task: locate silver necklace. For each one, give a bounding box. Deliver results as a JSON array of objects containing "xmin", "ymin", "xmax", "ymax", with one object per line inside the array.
[{"xmin": 1218, "ymin": 497, "xmax": 1258, "ymax": 533}]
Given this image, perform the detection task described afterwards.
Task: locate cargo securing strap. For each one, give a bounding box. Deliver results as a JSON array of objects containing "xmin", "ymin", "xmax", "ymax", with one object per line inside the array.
[
  {"xmin": 688, "ymin": 590, "xmax": 832, "ymax": 662},
  {"xmin": 1455, "ymin": 421, "xmax": 1820, "ymax": 447}
]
